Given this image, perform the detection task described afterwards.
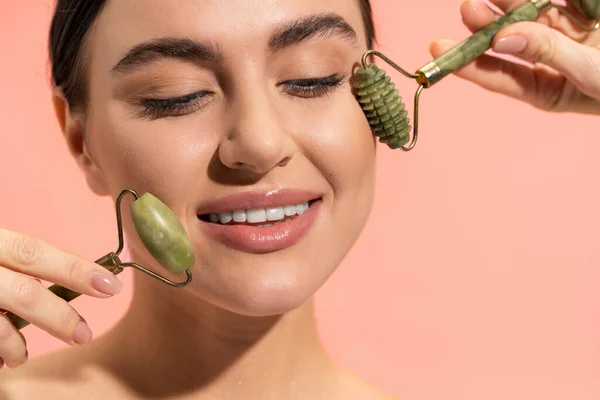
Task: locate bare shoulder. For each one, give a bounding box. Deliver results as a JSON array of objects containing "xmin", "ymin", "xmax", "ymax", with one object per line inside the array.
[
  {"xmin": 0, "ymin": 347, "xmax": 85, "ymax": 400},
  {"xmin": 0, "ymin": 346, "xmax": 130, "ymax": 400}
]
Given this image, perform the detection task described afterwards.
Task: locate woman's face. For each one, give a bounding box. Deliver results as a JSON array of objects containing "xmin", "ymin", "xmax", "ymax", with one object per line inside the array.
[{"xmin": 77, "ymin": 0, "xmax": 376, "ymax": 315}]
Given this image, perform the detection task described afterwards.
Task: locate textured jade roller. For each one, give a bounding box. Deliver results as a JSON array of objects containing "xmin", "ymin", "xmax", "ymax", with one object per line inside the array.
[
  {"xmin": 353, "ymin": 0, "xmax": 600, "ymax": 150},
  {"xmin": 6, "ymin": 189, "xmax": 195, "ymax": 330}
]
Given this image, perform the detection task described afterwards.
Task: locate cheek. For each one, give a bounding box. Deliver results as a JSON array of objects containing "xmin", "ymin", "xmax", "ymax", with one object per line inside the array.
[
  {"xmin": 86, "ymin": 106, "xmax": 218, "ymax": 208},
  {"xmin": 291, "ymin": 93, "xmax": 376, "ymax": 197},
  {"xmin": 84, "ymin": 111, "xmax": 219, "ymax": 280}
]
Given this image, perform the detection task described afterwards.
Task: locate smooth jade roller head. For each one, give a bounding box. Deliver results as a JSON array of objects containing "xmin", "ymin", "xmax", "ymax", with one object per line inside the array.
[
  {"xmin": 571, "ymin": 0, "xmax": 600, "ymax": 20},
  {"xmin": 353, "ymin": 64, "xmax": 411, "ymax": 149},
  {"xmin": 130, "ymin": 193, "xmax": 195, "ymax": 274}
]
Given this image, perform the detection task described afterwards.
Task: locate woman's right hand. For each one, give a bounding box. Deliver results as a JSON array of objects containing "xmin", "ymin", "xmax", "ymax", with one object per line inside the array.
[{"xmin": 0, "ymin": 228, "xmax": 123, "ymax": 368}]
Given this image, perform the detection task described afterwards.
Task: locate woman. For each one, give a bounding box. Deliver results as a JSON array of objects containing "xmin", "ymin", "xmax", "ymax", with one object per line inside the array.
[
  {"xmin": 0, "ymin": 0, "xmax": 391, "ymax": 399},
  {"xmin": 0, "ymin": 0, "xmax": 597, "ymax": 399}
]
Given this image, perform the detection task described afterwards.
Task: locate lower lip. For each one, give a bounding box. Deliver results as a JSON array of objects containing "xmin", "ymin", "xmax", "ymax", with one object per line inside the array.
[{"xmin": 198, "ymin": 201, "xmax": 321, "ymax": 253}]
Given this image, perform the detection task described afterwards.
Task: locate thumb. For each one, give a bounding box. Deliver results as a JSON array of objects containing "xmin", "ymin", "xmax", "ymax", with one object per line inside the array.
[{"xmin": 492, "ymin": 21, "xmax": 600, "ymax": 99}]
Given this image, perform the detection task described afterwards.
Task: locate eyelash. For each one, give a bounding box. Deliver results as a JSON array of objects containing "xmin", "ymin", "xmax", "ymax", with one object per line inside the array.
[
  {"xmin": 139, "ymin": 91, "xmax": 211, "ymax": 120},
  {"xmin": 138, "ymin": 73, "xmax": 347, "ymax": 119},
  {"xmin": 278, "ymin": 73, "xmax": 347, "ymax": 98}
]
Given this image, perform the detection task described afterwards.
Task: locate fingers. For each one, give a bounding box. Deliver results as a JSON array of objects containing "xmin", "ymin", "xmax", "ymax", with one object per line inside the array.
[
  {"xmin": 0, "ymin": 229, "xmax": 123, "ymax": 297},
  {"xmin": 462, "ymin": 0, "xmax": 592, "ymax": 40},
  {"xmin": 428, "ymin": 39, "xmax": 569, "ymax": 110},
  {"xmin": 428, "ymin": 39, "xmax": 533, "ymax": 97},
  {"xmin": 492, "ymin": 22, "xmax": 600, "ymax": 99},
  {"xmin": 0, "ymin": 314, "xmax": 28, "ymax": 368},
  {"xmin": 461, "ymin": 0, "xmax": 500, "ymax": 33},
  {"xmin": 431, "ymin": 0, "xmax": 600, "ymax": 110},
  {"xmin": 429, "ymin": 38, "xmax": 538, "ymax": 98},
  {"xmin": 0, "ymin": 229, "xmax": 115, "ymax": 369},
  {"xmin": 488, "ymin": 0, "xmax": 526, "ymax": 12},
  {"xmin": 0, "ymin": 269, "xmax": 93, "ymax": 346}
]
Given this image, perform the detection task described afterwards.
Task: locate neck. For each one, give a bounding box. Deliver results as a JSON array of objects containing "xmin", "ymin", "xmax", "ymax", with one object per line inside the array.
[{"xmin": 98, "ymin": 270, "xmax": 338, "ymax": 399}]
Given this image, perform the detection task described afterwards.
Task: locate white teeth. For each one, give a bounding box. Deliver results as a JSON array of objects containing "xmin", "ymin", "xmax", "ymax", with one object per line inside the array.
[
  {"xmin": 295, "ymin": 204, "xmax": 306, "ymax": 215},
  {"xmin": 232, "ymin": 210, "xmax": 247, "ymax": 223},
  {"xmin": 219, "ymin": 211, "xmax": 233, "ymax": 224},
  {"xmin": 283, "ymin": 206, "xmax": 296, "ymax": 216},
  {"xmin": 247, "ymin": 209, "xmax": 267, "ymax": 223},
  {"xmin": 266, "ymin": 207, "xmax": 285, "ymax": 221},
  {"xmin": 209, "ymin": 201, "xmax": 311, "ymax": 225}
]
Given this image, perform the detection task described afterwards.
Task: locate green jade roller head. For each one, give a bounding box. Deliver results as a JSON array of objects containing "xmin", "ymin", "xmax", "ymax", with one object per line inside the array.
[
  {"xmin": 130, "ymin": 192, "xmax": 194, "ymax": 275},
  {"xmin": 352, "ymin": 0, "xmax": 600, "ymax": 151},
  {"xmin": 7, "ymin": 189, "xmax": 194, "ymax": 330}
]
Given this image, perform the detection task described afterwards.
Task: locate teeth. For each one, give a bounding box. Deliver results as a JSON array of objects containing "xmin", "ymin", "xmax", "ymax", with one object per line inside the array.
[
  {"xmin": 207, "ymin": 201, "xmax": 311, "ymax": 225},
  {"xmin": 266, "ymin": 207, "xmax": 285, "ymax": 221},
  {"xmin": 295, "ymin": 204, "xmax": 306, "ymax": 215},
  {"xmin": 247, "ymin": 209, "xmax": 267, "ymax": 223},
  {"xmin": 284, "ymin": 206, "xmax": 296, "ymax": 216},
  {"xmin": 232, "ymin": 210, "xmax": 247, "ymax": 223},
  {"xmin": 219, "ymin": 211, "xmax": 232, "ymax": 224}
]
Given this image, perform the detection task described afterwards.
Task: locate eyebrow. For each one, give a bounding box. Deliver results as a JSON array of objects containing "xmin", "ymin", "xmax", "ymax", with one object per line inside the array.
[
  {"xmin": 111, "ymin": 38, "xmax": 222, "ymax": 74},
  {"xmin": 268, "ymin": 13, "xmax": 358, "ymax": 52},
  {"xmin": 111, "ymin": 13, "xmax": 358, "ymax": 75}
]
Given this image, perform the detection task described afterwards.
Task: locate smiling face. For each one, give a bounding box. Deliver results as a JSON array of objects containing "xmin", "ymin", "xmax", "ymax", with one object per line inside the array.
[{"xmin": 66, "ymin": 0, "xmax": 376, "ymax": 316}]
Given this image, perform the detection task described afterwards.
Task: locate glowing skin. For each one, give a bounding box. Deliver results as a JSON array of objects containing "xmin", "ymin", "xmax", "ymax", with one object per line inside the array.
[
  {"xmin": 86, "ymin": 0, "xmax": 376, "ymax": 316},
  {"xmin": 0, "ymin": 1, "xmax": 389, "ymax": 399}
]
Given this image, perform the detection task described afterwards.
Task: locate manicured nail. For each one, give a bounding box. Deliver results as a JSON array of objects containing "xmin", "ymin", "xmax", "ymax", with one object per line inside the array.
[
  {"xmin": 73, "ymin": 321, "xmax": 93, "ymax": 345},
  {"xmin": 91, "ymin": 271, "xmax": 123, "ymax": 295},
  {"xmin": 493, "ymin": 35, "xmax": 528, "ymax": 54}
]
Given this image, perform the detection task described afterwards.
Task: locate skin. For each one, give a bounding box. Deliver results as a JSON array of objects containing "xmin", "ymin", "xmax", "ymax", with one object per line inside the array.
[
  {"xmin": 4, "ymin": 1, "xmax": 592, "ymax": 398},
  {"xmin": 0, "ymin": 0, "xmax": 396, "ymax": 399},
  {"xmin": 430, "ymin": 0, "xmax": 600, "ymax": 114}
]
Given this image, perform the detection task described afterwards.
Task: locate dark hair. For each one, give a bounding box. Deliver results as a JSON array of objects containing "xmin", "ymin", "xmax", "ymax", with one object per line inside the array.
[{"xmin": 49, "ymin": 0, "xmax": 376, "ymax": 112}]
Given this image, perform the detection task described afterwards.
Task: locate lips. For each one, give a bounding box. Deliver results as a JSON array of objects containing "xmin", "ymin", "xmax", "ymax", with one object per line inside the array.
[{"xmin": 196, "ymin": 189, "xmax": 322, "ymax": 253}]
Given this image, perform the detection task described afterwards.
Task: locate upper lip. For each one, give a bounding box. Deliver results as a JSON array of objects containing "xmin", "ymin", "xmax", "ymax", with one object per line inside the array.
[{"xmin": 196, "ymin": 189, "xmax": 322, "ymax": 215}]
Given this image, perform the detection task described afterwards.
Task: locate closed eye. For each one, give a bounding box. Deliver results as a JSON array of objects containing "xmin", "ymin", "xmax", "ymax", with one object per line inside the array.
[
  {"xmin": 139, "ymin": 90, "xmax": 213, "ymax": 119},
  {"xmin": 279, "ymin": 73, "xmax": 347, "ymax": 98}
]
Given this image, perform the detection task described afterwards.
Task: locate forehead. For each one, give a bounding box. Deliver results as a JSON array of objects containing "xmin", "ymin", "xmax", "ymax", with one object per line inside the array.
[{"xmin": 90, "ymin": 0, "xmax": 367, "ymax": 65}]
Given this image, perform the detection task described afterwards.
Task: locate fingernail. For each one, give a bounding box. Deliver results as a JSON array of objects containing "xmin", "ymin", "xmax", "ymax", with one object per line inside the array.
[
  {"xmin": 493, "ymin": 35, "xmax": 528, "ymax": 54},
  {"xmin": 73, "ymin": 321, "xmax": 93, "ymax": 345},
  {"xmin": 91, "ymin": 271, "xmax": 123, "ymax": 295}
]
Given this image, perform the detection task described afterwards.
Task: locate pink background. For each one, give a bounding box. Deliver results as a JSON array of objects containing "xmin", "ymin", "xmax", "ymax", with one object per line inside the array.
[{"xmin": 1, "ymin": 1, "xmax": 599, "ymax": 399}]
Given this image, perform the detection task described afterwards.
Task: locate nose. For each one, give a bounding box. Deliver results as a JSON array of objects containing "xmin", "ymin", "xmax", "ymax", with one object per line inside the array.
[{"xmin": 218, "ymin": 87, "xmax": 296, "ymax": 174}]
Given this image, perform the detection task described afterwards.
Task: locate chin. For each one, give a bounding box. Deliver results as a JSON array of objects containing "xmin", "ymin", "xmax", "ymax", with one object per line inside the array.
[{"xmin": 192, "ymin": 255, "xmax": 334, "ymax": 317}]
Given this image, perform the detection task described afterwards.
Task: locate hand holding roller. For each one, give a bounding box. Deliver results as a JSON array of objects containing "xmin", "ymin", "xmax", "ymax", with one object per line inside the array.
[
  {"xmin": 4, "ymin": 189, "xmax": 195, "ymax": 331},
  {"xmin": 353, "ymin": 0, "xmax": 600, "ymax": 150}
]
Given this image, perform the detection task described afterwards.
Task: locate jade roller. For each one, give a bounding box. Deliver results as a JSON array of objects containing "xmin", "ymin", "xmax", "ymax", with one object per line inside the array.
[
  {"xmin": 353, "ymin": 0, "xmax": 600, "ymax": 150},
  {"xmin": 5, "ymin": 189, "xmax": 195, "ymax": 330}
]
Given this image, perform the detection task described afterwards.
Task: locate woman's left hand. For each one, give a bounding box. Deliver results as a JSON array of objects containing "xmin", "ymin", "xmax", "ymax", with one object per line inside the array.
[{"xmin": 429, "ymin": 0, "xmax": 600, "ymax": 115}]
